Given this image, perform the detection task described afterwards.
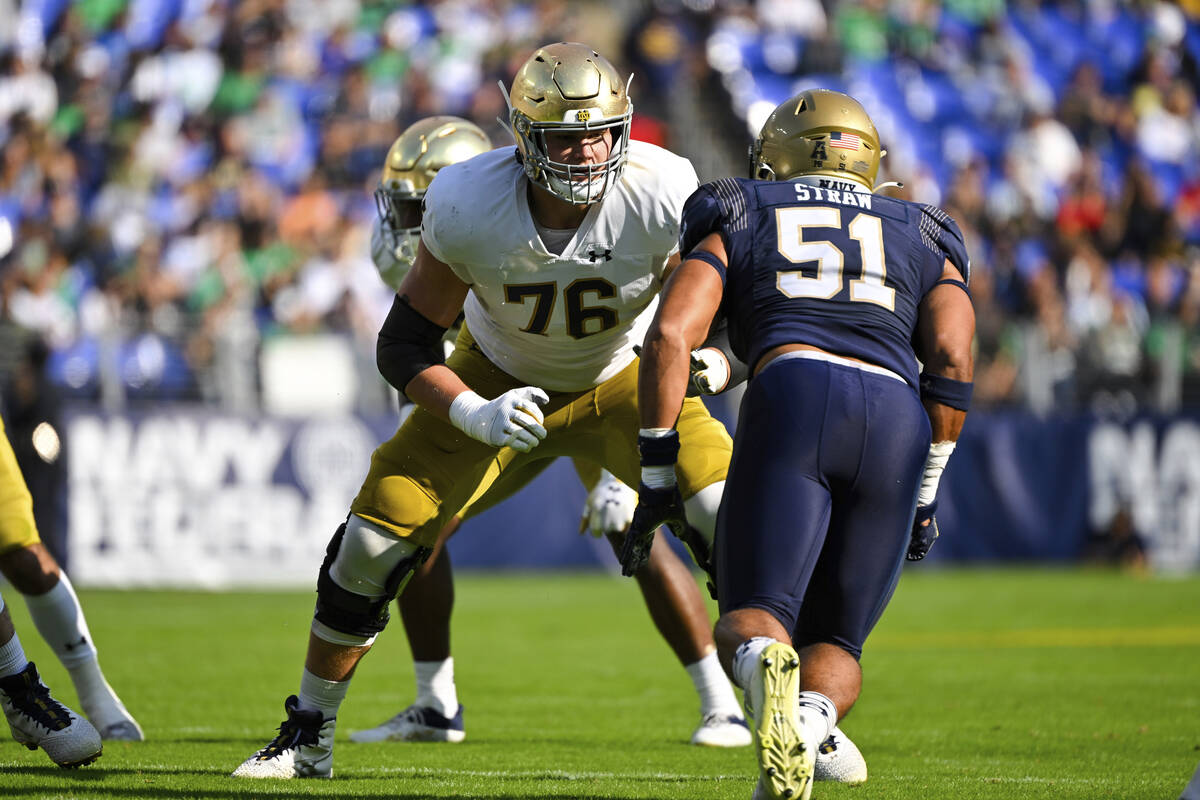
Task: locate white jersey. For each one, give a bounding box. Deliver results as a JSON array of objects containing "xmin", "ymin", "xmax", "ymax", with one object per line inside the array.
[{"xmin": 421, "ymin": 141, "xmax": 698, "ymax": 392}]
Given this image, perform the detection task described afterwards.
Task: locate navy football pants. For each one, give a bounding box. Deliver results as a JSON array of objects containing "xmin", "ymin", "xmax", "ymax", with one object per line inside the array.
[{"xmin": 714, "ymin": 356, "xmax": 931, "ymax": 659}]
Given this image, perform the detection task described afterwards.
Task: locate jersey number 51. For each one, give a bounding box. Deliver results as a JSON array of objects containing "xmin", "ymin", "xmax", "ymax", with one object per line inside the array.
[{"xmin": 775, "ymin": 207, "xmax": 895, "ymax": 311}]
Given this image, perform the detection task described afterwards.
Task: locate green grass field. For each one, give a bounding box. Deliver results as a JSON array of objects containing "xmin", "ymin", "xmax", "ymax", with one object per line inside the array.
[{"xmin": 2, "ymin": 567, "xmax": 1198, "ymax": 799}]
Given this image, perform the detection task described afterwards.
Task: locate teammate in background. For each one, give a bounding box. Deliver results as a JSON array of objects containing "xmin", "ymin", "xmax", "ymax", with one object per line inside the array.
[
  {"xmin": 624, "ymin": 89, "xmax": 974, "ymax": 799},
  {"xmin": 0, "ymin": 592, "xmax": 101, "ymax": 767},
  {"xmin": 235, "ymin": 43, "xmax": 749, "ymax": 779},
  {"xmin": 352, "ymin": 115, "xmax": 749, "ymax": 748},
  {"xmin": 0, "ymin": 416, "xmax": 142, "ymax": 743}
]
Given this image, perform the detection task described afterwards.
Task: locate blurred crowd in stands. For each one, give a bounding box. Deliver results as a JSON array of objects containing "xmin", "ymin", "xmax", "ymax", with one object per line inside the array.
[{"xmin": 1, "ymin": 0, "xmax": 1198, "ymax": 417}]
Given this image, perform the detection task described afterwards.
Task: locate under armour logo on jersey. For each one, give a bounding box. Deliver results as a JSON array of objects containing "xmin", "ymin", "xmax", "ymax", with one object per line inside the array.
[{"xmin": 587, "ymin": 245, "xmax": 613, "ymax": 262}]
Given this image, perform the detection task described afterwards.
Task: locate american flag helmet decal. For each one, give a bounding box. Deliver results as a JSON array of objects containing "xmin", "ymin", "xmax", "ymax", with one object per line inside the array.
[{"xmin": 829, "ymin": 131, "xmax": 861, "ymax": 150}]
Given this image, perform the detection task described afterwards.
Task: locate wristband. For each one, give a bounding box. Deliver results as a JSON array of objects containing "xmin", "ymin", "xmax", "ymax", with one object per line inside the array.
[
  {"xmin": 638, "ymin": 428, "xmax": 679, "ymax": 490},
  {"xmin": 638, "ymin": 428, "xmax": 680, "ymax": 466}
]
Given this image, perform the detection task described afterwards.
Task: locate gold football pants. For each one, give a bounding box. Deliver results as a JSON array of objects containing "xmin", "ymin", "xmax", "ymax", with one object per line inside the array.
[{"xmin": 351, "ymin": 327, "xmax": 731, "ymax": 547}]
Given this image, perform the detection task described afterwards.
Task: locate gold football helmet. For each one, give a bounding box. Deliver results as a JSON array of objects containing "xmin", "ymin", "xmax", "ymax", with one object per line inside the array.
[
  {"xmin": 749, "ymin": 89, "xmax": 883, "ymax": 190},
  {"xmin": 503, "ymin": 42, "xmax": 633, "ymax": 205},
  {"xmin": 373, "ymin": 116, "xmax": 491, "ymax": 287}
]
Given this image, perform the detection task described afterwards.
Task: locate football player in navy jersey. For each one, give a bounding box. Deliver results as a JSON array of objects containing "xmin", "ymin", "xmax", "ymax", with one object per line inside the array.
[{"xmin": 621, "ymin": 89, "xmax": 975, "ymax": 800}]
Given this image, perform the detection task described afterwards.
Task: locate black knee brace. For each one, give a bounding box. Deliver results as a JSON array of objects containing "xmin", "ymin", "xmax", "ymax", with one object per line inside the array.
[{"xmin": 312, "ymin": 522, "xmax": 432, "ymax": 638}]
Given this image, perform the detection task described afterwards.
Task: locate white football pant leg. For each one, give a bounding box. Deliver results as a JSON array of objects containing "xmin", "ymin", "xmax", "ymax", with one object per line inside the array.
[{"xmin": 684, "ymin": 480, "xmax": 724, "ymax": 553}]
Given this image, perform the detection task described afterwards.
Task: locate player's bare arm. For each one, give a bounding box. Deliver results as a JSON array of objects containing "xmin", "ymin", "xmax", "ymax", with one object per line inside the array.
[
  {"xmin": 908, "ymin": 258, "xmax": 975, "ymax": 560},
  {"xmin": 379, "ymin": 240, "xmax": 548, "ymax": 452},
  {"xmin": 658, "ymin": 250, "xmax": 683, "ymax": 281},
  {"xmin": 639, "ymin": 233, "xmax": 727, "ymax": 430},
  {"xmin": 377, "ymin": 240, "xmax": 473, "ymax": 422},
  {"xmin": 915, "ymin": 259, "xmax": 975, "ymax": 443},
  {"xmin": 643, "ymin": 251, "xmax": 745, "ymax": 397},
  {"xmin": 620, "ymin": 234, "xmax": 726, "ymax": 577}
]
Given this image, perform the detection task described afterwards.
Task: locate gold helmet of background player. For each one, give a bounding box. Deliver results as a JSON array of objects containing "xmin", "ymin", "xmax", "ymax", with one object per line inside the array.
[
  {"xmin": 504, "ymin": 42, "xmax": 632, "ymax": 205},
  {"xmin": 373, "ymin": 116, "xmax": 491, "ymax": 287},
  {"xmin": 749, "ymin": 89, "xmax": 883, "ymax": 190}
]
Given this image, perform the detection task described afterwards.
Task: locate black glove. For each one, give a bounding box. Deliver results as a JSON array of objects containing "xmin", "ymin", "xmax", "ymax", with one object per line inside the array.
[
  {"xmin": 619, "ymin": 482, "xmax": 688, "ymax": 576},
  {"xmin": 907, "ymin": 502, "xmax": 940, "ymax": 561}
]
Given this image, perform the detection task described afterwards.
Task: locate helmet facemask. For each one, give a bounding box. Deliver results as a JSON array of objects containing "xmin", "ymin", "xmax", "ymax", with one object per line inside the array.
[
  {"xmin": 373, "ymin": 116, "xmax": 491, "ymax": 275},
  {"xmin": 373, "ymin": 179, "xmax": 423, "ymax": 270},
  {"xmin": 508, "ymin": 102, "xmax": 631, "ymax": 205},
  {"xmin": 503, "ymin": 43, "xmax": 634, "ymax": 206}
]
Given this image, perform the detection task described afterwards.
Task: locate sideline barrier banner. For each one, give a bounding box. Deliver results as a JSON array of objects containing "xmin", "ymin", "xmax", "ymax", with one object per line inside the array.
[
  {"xmin": 938, "ymin": 413, "xmax": 1200, "ymax": 570},
  {"xmin": 68, "ymin": 413, "xmax": 384, "ymax": 588},
  {"xmin": 65, "ymin": 410, "xmax": 604, "ymax": 588},
  {"xmin": 65, "ymin": 410, "xmax": 1200, "ymax": 588}
]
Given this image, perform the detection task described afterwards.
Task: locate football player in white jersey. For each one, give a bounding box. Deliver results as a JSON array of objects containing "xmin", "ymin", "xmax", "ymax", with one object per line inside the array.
[
  {"xmin": 234, "ymin": 42, "xmax": 748, "ymax": 779},
  {"xmin": 352, "ymin": 115, "xmax": 750, "ymax": 749}
]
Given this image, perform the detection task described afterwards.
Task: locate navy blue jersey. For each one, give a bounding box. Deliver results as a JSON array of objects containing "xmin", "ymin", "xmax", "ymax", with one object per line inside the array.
[{"xmin": 679, "ymin": 177, "xmax": 970, "ymax": 388}]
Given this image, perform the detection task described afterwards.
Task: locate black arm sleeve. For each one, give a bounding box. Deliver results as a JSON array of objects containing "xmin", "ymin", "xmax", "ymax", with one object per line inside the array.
[{"xmin": 376, "ymin": 294, "xmax": 450, "ymax": 394}]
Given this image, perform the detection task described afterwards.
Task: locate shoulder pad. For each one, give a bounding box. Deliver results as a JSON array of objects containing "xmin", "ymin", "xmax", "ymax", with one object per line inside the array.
[
  {"xmin": 918, "ymin": 204, "xmax": 970, "ymax": 284},
  {"xmin": 679, "ymin": 178, "xmax": 749, "ymax": 255},
  {"xmin": 708, "ymin": 177, "xmax": 751, "ymax": 233}
]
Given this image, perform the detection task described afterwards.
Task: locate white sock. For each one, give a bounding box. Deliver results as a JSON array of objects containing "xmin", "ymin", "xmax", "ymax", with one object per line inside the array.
[
  {"xmin": 414, "ymin": 657, "xmax": 458, "ymax": 717},
  {"xmin": 23, "ymin": 574, "xmax": 97, "ymax": 667},
  {"xmin": 685, "ymin": 651, "xmax": 741, "ymax": 716},
  {"xmin": 22, "ymin": 574, "xmax": 124, "ymax": 720},
  {"xmin": 298, "ymin": 668, "xmax": 350, "ymax": 721},
  {"xmin": 0, "ymin": 609, "xmax": 28, "ymax": 678},
  {"xmin": 731, "ymin": 636, "xmax": 777, "ymax": 699},
  {"xmin": 797, "ymin": 690, "xmax": 836, "ymax": 747}
]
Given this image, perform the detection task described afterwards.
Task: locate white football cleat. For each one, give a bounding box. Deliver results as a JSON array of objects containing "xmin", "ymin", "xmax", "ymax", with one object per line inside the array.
[
  {"xmin": 814, "ymin": 725, "xmax": 867, "ymax": 784},
  {"xmin": 98, "ymin": 718, "xmax": 144, "ymax": 741},
  {"xmin": 745, "ymin": 642, "xmax": 813, "ymax": 800},
  {"xmin": 84, "ymin": 688, "xmax": 144, "ymax": 742},
  {"xmin": 691, "ymin": 711, "xmax": 752, "ymax": 747},
  {"xmin": 232, "ymin": 695, "xmax": 334, "ymax": 778},
  {"xmin": 0, "ymin": 662, "xmax": 102, "ymax": 768},
  {"xmin": 348, "ymin": 703, "xmax": 465, "ymax": 743}
]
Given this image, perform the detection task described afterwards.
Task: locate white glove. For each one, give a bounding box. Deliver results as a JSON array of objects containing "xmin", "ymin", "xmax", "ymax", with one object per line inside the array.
[
  {"xmin": 580, "ymin": 469, "xmax": 638, "ymax": 537},
  {"xmin": 689, "ymin": 347, "xmax": 731, "ymax": 395},
  {"xmin": 448, "ymin": 387, "xmax": 549, "ymax": 452},
  {"xmin": 633, "ymin": 343, "xmax": 730, "ymax": 395}
]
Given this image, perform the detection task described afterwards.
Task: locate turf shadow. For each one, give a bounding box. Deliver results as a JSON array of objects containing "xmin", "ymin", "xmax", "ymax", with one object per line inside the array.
[
  {"xmin": 0, "ymin": 769, "xmax": 682, "ymax": 800},
  {"xmin": 0, "ymin": 787, "xmax": 650, "ymax": 800}
]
